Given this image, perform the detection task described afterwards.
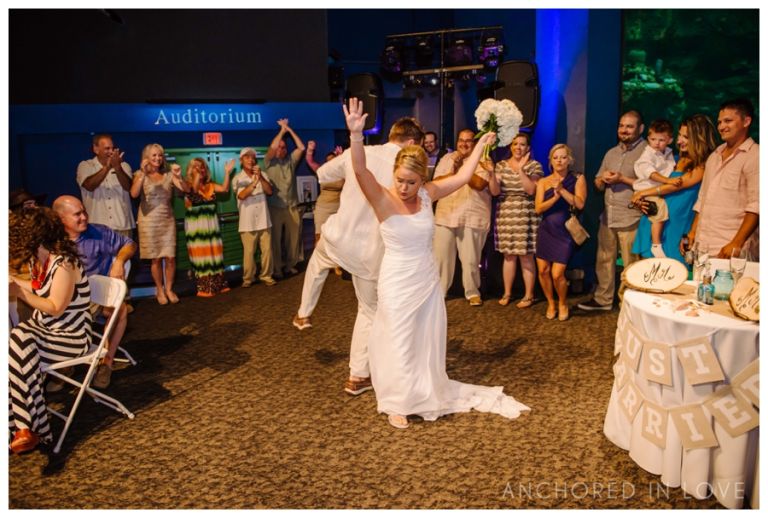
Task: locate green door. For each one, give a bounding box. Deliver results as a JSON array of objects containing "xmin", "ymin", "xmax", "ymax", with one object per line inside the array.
[{"xmin": 165, "ymin": 147, "xmax": 269, "ymax": 272}]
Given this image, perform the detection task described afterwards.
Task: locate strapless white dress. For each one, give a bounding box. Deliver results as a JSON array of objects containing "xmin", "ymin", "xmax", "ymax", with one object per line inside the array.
[{"xmin": 369, "ymin": 188, "xmax": 530, "ymax": 421}]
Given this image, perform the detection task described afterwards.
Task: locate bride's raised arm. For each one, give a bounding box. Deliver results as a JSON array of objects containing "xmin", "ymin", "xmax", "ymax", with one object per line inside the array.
[
  {"xmin": 345, "ymin": 98, "xmax": 392, "ymax": 221},
  {"xmin": 426, "ymin": 131, "xmax": 495, "ymax": 201}
]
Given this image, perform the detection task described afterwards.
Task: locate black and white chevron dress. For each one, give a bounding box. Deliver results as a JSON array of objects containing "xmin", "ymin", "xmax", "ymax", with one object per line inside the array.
[{"xmin": 9, "ymin": 255, "xmax": 91, "ymax": 443}]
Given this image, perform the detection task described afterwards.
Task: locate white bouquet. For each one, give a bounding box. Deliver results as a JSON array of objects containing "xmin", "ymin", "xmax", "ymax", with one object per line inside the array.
[{"xmin": 474, "ymin": 99, "xmax": 523, "ymax": 160}]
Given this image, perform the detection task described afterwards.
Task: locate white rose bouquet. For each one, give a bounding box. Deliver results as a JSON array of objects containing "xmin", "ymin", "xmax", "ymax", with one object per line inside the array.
[{"xmin": 474, "ymin": 99, "xmax": 523, "ymax": 160}]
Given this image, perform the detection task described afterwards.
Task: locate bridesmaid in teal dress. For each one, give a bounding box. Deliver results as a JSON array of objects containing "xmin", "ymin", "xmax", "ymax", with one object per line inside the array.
[{"xmin": 631, "ymin": 114, "xmax": 717, "ymax": 263}]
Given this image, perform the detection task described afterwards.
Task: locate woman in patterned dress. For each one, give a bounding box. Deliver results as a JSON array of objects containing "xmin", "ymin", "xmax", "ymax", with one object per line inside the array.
[
  {"xmin": 130, "ymin": 143, "xmax": 187, "ymax": 305},
  {"xmin": 8, "ymin": 208, "xmax": 91, "ymax": 453},
  {"xmin": 493, "ymin": 133, "xmax": 543, "ymax": 307},
  {"xmin": 183, "ymin": 157, "xmax": 235, "ymax": 297}
]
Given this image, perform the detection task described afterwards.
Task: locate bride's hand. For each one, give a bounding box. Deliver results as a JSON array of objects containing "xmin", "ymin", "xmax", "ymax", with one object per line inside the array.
[
  {"xmin": 477, "ymin": 132, "xmax": 496, "ymax": 147},
  {"xmin": 343, "ymin": 97, "xmax": 368, "ymax": 134}
]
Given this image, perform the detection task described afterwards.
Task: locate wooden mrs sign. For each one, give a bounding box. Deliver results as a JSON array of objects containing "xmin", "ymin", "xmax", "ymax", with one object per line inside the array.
[
  {"xmin": 729, "ymin": 277, "xmax": 759, "ymax": 321},
  {"xmin": 623, "ymin": 257, "xmax": 689, "ymax": 293}
]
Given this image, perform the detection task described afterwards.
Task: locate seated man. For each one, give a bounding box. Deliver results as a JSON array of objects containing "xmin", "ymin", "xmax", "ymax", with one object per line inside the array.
[{"xmin": 53, "ymin": 195, "xmax": 137, "ymax": 389}]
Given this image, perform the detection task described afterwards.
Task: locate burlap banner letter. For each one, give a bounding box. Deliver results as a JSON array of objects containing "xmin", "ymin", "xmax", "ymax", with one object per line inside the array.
[
  {"xmin": 622, "ymin": 323, "xmax": 644, "ymax": 372},
  {"xmin": 619, "ymin": 380, "xmax": 643, "ymax": 423},
  {"xmin": 731, "ymin": 358, "xmax": 759, "ymax": 409},
  {"xmin": 641, "ymin": 400, "xmax": 668, "ymax": 448},
  {"xmin": 669, "ymin": 404, "xmax": 718, "ymax": 450},
  {"xmin": 613, "ymin": 359, "xmax": 629, "ymax": 391},
  {"xmin": 676, "ymin": 337, "xmax": 725, "ymax": 385},
  {"xmin": 705, "ymin": 386, "xmax": 759, "ymax": 438},
  {"xmin": 642, "ymin": 341, "xmax": 672, "ymax": 386}
]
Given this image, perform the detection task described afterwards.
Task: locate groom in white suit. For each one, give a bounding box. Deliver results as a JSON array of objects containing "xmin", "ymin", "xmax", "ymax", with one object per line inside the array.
[{"xmin": 293, "ymin": 117, "xmax": 425, "ymax": 395}]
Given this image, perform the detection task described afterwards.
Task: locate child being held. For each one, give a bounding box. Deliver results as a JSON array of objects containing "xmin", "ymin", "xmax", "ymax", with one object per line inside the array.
[{"xmin": 632, "ymin": 119, "xmax": 681, "ymax": 258}]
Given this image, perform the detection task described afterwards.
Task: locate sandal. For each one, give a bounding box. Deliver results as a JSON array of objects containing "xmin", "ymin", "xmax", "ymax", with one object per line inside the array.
[
  {"xmin": 516, "ymin": 297, "xmax": 534, "ymax": 309},
  {"xmin": 558, "ymin": 305, "xmax": 570, "ymax": 322},
  {"xmin": 545, "ymin": 305, "xmax": 557, "ymax": 320},
  {"xmin": 156, "ymin": 291, "xmax": 168, "ymax": 305},
  {"xmin": 387, "ymin": 414, "xmax": 410, "ymax": 429},
  {"xmin": 165, "ymin": 290, "xmax": 179, "ymax": 304},
  {"xmin": 498, "ymin": 294, "xmax": 512, "ymax": 306}
]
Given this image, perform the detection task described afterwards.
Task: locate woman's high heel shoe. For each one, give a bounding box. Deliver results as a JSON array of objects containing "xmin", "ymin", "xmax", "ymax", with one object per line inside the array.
[
  {"xmin": 545, "ymin": 305, "xmax": 557, "ymax": 320},
  {"xmin": 156, "ymin": 291, "xmax": 168, "ymax": 305},
  {"xmin": 165, "ymin": 290, "xmax": 179, "ymax": 304},
  {"xmin": 558, "ymin": 305, "xmax": 570, "ymax": 321}
]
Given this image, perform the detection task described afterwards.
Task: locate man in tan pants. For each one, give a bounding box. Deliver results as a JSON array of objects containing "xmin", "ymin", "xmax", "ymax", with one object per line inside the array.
[
  {"xmin": 579, "ymin": 111, "xmax": 646, "ymax": 311},
  {"xmin": 264, "ymin": 119, "xmax": 306, "ymax": 278},
  {"xmin": 234, "ymin": 147, "xmax": 276, "ymax": 287},
  {"xmin": 432, "ymin": 129, "xmax": 498, "ymax": 306}
]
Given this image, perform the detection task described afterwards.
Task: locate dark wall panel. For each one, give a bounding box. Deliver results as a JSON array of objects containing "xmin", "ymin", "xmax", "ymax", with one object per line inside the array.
[{"xmin": 10, "ymin": 9, "xmax": 329, "ymax": 103}]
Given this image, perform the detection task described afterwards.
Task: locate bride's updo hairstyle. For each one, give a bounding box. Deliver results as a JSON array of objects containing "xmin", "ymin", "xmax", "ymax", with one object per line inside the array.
[{"xmin": 394, "ymin": 145, "xmax": 429, "ymax": 182}]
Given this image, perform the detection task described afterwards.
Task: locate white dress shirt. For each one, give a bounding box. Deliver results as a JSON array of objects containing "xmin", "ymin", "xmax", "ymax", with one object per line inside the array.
[
  {"xmin": 76, "ymin": 157, "xmax": 135, "ymax": 230},
  {"xmin": 317, "ymin": 142, "xmax": 401, "ymax": 280},
  {"xmin": 234, "ymin": 169, "xmax": 272, "ymax": 232}
]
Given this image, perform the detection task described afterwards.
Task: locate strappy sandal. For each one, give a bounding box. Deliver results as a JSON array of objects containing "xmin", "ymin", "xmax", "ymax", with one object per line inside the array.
[
  {"xmin": 388, "ymin": 414, "xmax": 410, "ymax": 429},
  {"xmin": 498, "ymin": 294, "xmax": 512, "ymax": 306},
  {"xmin": 516, "ymin": 297, "xmax": 534, "ymax": 309}
]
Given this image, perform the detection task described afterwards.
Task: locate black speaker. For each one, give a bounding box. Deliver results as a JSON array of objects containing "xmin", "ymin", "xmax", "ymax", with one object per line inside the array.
[
  {"xmin": 494, "ymin": 61, "xmax": 539, "ymax": 128},
  {"xmin": 345, "ymin": 73, "xmax": 383, "ymax": 131}
]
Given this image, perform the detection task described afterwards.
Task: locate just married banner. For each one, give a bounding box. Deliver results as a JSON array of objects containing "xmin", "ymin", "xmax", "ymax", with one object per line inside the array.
[{"xmin": 612, "ymin": 307, "xmax": 759, "ymax": 451}]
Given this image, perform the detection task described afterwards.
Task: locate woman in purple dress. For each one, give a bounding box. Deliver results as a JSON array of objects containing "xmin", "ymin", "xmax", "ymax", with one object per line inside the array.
[{"xmin": 534, "ymin": 144, "xmax": 587, "ymax": 321}]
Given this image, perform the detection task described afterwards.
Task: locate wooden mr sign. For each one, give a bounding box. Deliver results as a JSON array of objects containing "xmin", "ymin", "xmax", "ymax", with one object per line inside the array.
[{"xmin": 623, "ymin": 257, "xmax": 688, "ymax": 293}]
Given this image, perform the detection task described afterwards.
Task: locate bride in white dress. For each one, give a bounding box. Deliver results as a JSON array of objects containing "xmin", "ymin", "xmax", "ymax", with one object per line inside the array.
[{"xmin": 344, "ymin": 98, "xmax": 530, "ymax": 429}]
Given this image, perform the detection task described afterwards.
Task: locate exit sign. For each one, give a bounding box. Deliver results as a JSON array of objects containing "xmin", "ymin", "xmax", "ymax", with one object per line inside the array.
[{"xmin": 203, "ymin": 132, "xmax": 223, "ymax": 145}]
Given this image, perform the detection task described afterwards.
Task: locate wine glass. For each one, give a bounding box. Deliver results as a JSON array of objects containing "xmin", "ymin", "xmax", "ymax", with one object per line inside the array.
[
  {"xmin": 730, "ymin": 247, "xmax": 749, "ymax": 283},
  {"xmin": 692, "ymin": 241, "xmax": 709, "ymax": 282}
]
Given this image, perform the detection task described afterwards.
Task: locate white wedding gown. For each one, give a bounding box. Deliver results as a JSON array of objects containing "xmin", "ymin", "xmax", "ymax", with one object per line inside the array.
[{"xmin": 369, "ymin": 188, "xmax": 530, "ymax": 421}]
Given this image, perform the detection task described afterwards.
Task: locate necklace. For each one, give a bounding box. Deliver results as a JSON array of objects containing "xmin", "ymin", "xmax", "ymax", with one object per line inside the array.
[{"xmin": 30, "ymin": 255, "xmax": 50, "ymax": 291}]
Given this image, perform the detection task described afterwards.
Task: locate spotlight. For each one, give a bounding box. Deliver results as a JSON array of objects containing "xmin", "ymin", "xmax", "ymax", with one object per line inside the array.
[
  {"xmin": 380, "ymin": 40, "xmax": 403, "ymax": 81},
  {"xmin": 445, "ymin": 35, "xmax": 473, "ymax": 67},
  {"xmin": 479, "ymin": 32, "xmax": 504, "ymax": 71}
]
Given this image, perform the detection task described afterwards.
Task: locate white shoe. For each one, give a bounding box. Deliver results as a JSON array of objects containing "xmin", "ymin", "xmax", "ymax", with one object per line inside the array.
[{"xmin": 651, "ymin": 244, "xmax": 666, "ymax": 258}]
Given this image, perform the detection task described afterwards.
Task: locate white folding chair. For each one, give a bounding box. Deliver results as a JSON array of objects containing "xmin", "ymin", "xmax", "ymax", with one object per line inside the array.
[
  {"xmin": 105, "ymin": 258, "xmax": 137, "ymax": 367},
  {"xmin": 41, "ymin": 275, "xmax": 135, "ymax": 454}
]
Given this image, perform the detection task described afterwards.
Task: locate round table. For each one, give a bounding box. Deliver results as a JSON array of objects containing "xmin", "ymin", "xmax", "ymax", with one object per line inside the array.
[{"xmin": 603, "ymin": 260, "xmax": 759, "ymax": 509}]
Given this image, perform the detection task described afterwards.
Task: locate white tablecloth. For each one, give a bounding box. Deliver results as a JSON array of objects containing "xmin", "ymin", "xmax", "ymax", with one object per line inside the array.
[{"xmin": 603, "ymin": 261, "xmax": 759, "ymax": 509}]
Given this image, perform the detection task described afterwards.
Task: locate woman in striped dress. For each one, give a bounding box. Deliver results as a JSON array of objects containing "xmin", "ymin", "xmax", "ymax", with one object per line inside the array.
[
  {"xmin": 8, "ymin": 208, "xmax": 91, "ymax": 454},
  {"xmin": 493, "ymin": 133, "xmax": 543, "ymax": 308},
  {"xmin": 183, "ymin": 157, "xmax": 235, "ymax": 297}
]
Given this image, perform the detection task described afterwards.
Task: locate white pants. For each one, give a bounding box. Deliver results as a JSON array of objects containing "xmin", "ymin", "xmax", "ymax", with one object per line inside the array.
[
  {"xmin": 297, "ymin": 237, "xmax": 377, "ymax": 378},
  {"xmin": 433, "ymin": 225, "xmax": 488, "ymax": 299}
]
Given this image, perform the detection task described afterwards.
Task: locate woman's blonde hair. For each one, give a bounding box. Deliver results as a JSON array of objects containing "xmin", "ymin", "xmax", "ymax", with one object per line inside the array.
[
  {"xmin": 186, "ymin": 157, "xmax": 211, "ymax": 186},
  {"xmin": 393, "ymin": 145, "xmax": 429, "ymax": 182},
  {"xmin": 548, "ymin": 143, "xmax": 574, "ymax": 172},
  {"xmin": 141, "ymin": 143, "xmax": 167, "ymax": 172}
]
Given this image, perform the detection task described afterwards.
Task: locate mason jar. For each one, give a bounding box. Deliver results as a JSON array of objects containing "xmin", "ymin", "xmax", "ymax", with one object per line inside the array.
[{"xmin": 712, "ymin": 269, "xmax": 734, "ymax": 300}]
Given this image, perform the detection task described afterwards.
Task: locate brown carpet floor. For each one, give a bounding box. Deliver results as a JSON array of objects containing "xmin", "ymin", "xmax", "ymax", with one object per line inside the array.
[{"xmin": 8, "ymin": 270, "xmax": 726, "ymax": 509}]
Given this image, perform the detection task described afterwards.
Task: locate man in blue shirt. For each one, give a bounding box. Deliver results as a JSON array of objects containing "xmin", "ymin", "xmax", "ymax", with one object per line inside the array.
[{"xmin": 53, "ymin": 195, "xmax": 137, "ymax": 389}]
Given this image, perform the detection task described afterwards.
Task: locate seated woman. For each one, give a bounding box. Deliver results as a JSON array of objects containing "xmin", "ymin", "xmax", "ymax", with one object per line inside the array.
[
  {"xmin": 631, "ymin": 114, "xmax": 717, "ymax": 263},
  {"xmin": 8, "ymin": 208, "xmax": 92, "ymax": 454},
  {"xmin": 534, "ymin": 144, "xmax": 587, "ymax": 322}
]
